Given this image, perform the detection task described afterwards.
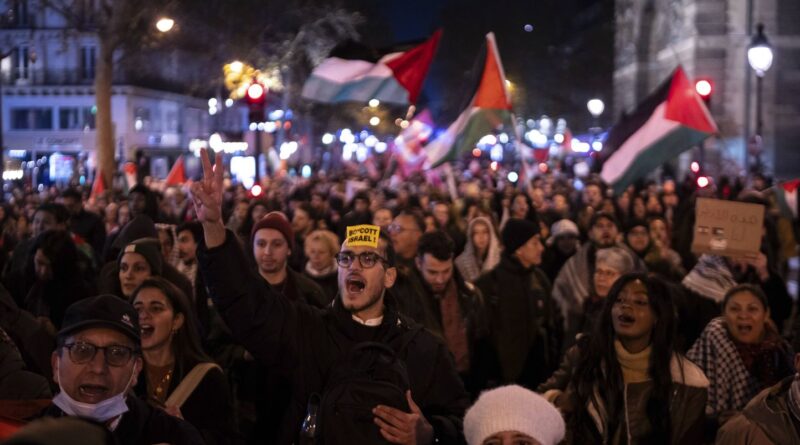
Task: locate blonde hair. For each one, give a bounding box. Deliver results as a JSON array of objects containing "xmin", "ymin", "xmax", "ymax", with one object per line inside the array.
[{"xmin": 305, "ymin": 230, "xmax": 340, "ymax": 258}]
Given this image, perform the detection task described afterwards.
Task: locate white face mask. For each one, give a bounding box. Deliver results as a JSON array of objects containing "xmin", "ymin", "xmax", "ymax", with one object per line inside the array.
[{"xmin": 52, "ymin": 357, "xmax": 136, "ymax": 423}]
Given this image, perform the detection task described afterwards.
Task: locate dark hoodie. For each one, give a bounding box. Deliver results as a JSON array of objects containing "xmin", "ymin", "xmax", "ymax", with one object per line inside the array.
[
  {"xmin": 474, "ymin": 255, "xmax": 563, "ymax": 389},
  {"xmin": 97, "ymin": 216, "xmax": 194, "ymax": 307}
]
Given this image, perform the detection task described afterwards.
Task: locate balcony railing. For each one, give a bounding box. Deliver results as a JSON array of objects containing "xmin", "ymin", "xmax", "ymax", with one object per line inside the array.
[{"xmin": 0, "ymin": 68, "xmax": 198, "ymax": 94}]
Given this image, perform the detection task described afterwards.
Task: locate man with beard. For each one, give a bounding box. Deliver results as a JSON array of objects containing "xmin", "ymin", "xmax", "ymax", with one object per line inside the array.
[
  {"xmin": 414, "ymin": 231, "xmax": 497, "ymax": 397},
  {"xmin": 551, "ymin": 212, "xmax": 644, "ymax": 349},
  {"xmin": 475, "ymin": 218, "xmax": 562, "ymax": 389},
  {"xmin": 250, "ymin": 212, "xmax": 328, "ymax": 307},
  {"xmin": 242, "ymin": 211, "xmax": 328, "ymax": 443},
  {"xmin": 192, "ymin": 150, "xmax": 468, "ymax": 444}
]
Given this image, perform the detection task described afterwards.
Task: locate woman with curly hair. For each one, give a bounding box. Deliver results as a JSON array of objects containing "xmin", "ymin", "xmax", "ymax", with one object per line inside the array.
[{"xmin": 540, "ymin": 273, "xmax": 709, "ymax": 444}]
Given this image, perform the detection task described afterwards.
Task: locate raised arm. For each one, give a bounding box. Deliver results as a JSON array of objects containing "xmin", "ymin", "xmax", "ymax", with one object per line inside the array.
[{"xmin": 190, "ymin": 148, "xmax": 226, "ymax": 249}]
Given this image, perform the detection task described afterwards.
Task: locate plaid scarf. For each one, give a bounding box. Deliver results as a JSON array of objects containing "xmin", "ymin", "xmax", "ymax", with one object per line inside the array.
[
  {"xmin": 687, "ymin": 317, "xmax": 758, "ymax": 416},
  {"xmin": 734, "ymin": 324, "xmax": 794, "ymax": 389},
  {"xmin": 682, "ymin": 255, "xmax": 737, "ymax": 303}
]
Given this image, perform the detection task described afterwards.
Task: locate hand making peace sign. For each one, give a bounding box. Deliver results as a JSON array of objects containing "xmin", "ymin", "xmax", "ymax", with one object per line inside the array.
[{"xmin": 190, "ymin": 148, "xmax": 227, "ymax": 248}]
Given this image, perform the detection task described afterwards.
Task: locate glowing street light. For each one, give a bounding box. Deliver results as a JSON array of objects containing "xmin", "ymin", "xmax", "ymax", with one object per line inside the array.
[
  {"xmin": 369, "ymin": 98, "xmax": 380, "ymax": 108},
  {"xmin": 155, "ymin": 17, "xmax": 175, "ymax": 33},
  {"xmin": 587, "ymin": 99, "xmax": 605, "ymax": 118},
  {"xmin": 229, "ymin": 61, "xmax": 244, "ymax": 74}
]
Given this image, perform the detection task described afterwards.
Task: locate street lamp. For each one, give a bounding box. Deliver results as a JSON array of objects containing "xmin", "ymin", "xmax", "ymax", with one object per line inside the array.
[
  {"xmin": 155, "ymin": 17, "xmax": 175, "ymax": 33},
  {"xmin": 587, "ymin": 99, "xmax": 604, "ymax": 118},
  {"xmin": 747, "ymin": 23, "xmax": 773, "ymax": 172}
]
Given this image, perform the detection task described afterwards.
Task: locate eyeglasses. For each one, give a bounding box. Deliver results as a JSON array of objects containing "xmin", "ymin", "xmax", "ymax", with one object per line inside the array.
[
  {"xmin": 63, "ymin": 342, "xmax": 138, "ymax": 367},
  {"xmin": 335, "ymin": 251, "xmax": 387, "ymax": 269}
]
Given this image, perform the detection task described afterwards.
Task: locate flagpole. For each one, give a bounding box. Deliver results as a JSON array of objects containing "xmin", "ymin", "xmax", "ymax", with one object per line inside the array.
[{"xmin": 442, "ymin": 162, "xmax": 459, "ymax": 201}]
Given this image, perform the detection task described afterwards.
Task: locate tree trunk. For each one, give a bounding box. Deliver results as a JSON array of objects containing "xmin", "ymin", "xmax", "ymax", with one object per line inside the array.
[{"xmin": 94, "ymin": 37, "xmax": 115, "ymax": 190}]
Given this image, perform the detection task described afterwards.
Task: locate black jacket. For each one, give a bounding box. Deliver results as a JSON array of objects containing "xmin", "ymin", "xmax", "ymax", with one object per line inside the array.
[
  {"xmin": 134, "ymin": 361, "xmax": 235, "ymax": 445},
  {"xmin": 41, "ymin": 395, "xmax": 205, "ymax": 445},
  {"xmin": 475, "ymin": 255, "xmax": 563, "ymax": 389},
  {"xmin": 198, "ymin": 231, "xmax": 470, "ymax": 444},
  {"xmin": 416, "ymin": 270, "xmax": 500, "ymax": 397}
]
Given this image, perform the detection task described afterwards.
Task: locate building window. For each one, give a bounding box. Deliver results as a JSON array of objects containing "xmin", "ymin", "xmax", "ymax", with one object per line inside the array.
[
  {"xmin": 134, "ymin": 107, "xmax": 151, "ymax": 131},
  {"xmin": 11, "ymin": 108, "xmax": 52, "ymax": 130},
  {"xmin": 13, "ymin": 46, "xmax": 30, "ymax": 80},
  {"xmin": 12, "ymin": 1, "xmax": 29, "ymax": 26},
  {"xmin": 59, "ymin": 107, "xmax": 96, "ymax": 130},
  {"xmin": 80, "ymin": 46, "xmax": 96, "ymax": 80}
]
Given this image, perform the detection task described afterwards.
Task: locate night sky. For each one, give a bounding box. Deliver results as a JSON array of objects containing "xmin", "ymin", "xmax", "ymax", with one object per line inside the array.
[{"xmin": 340, "ymin": 0, "xmax": 614, "ymax": 131}]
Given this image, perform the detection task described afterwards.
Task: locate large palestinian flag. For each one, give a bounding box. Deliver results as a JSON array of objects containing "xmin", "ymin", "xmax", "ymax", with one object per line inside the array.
[
  {"xmin": 301, "ymin": 30, "xmax": 441, "ymax": 105},
  {"xmin": 424, "ymin": 32, "xmax": 514, "ymax": 168},
  {"xmin": 600, "ymin": 66, "xmax": 718, "ymax": 194}
]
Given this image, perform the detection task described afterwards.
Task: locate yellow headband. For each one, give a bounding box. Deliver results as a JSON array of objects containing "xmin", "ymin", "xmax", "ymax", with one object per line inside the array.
[{"xmin": 346, "ymin": 224, "xmax": 381, "ymax": 248}]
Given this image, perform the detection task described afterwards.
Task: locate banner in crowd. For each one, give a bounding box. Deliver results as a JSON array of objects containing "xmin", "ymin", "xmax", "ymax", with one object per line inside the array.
[
  {"xmin": 301, "ymin": 30, "xmax": 441, "ymax": 105},
  {"xmin": 424, "ymin": 32, "xmax": 514, "ymax": 168},
  {"xmin": 600, "ymin": 66, "xmax": 718, "ymax": 194},
  {"xmin": 691, "ymin": 198, "xmax": 764, "ymax": 258}
]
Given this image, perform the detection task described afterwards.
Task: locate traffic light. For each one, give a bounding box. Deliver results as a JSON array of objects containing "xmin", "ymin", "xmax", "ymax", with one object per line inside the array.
[
  {"xmin": 694, "ymin": 79, "xmax": 713, "ymax": 105},
  {"xmin": 245, "ymin": 82, "xmax": 267, "ymax": 124}
]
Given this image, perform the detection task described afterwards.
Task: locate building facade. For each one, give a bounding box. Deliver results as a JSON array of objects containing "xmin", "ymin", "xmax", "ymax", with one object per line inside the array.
[
  {"xmin": 0, "ymin": 1, "xmax": 213, "ymax": 186},
  {"xmin": 614, "ymin": 0, "xmax": 800, "ymax": 179}
]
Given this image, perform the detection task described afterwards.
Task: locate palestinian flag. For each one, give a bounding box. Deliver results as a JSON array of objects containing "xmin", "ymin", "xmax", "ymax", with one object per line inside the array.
[
  {"xmin": 89, "ymin": 171, "xmax": 105, "ymax": 201},
  {"xmin": 301, "ymin": 30, "xmax": 441, "ymax": 105},
  {"xmin": 775, "ymin": 179, "xmax": 800, "ymax": 219},
  {"xmin": 425, "ymin": 32, "xmax": 514, "ymax": 168},
  {"xmin": 165, "ymin": 155, "xmax": 187, "ymax": 186},
  {"xmin": 600, "ymin": 66, "xmax": 718, "ymax": 194}
]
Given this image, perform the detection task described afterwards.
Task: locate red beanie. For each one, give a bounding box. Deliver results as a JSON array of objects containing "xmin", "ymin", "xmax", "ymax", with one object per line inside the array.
[{"xmin": 251, "ymin": 211, "xmax": 294, "ymax": 249}]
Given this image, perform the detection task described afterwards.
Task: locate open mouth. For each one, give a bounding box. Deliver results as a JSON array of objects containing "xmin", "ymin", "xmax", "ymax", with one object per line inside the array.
[
  {"xmin": 79, "ymin": 384, "xmax": 109, "ymax": 398},
  {"xmin": 737, "ymin": 324, "xmax": 753, "ymax": 335},
  {"xmin": 617, "ymin": 314, "xmax": 635, "ymax": 326},
  {"xmin": 141, "ymin": 324, "xmax": 154, "ymax": 338},
  {"xmin": 346, "ymin": 276, "xmax": 366, "ymax": 294}
]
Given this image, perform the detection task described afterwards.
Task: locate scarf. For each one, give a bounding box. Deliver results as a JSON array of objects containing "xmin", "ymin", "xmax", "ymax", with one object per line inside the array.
[
  {"xmin": 733, "ymin": 323, "xmax": 794, "ymax": 389},
  {"xmin": 682, "ymin": 255, "xmax": 737, "ymax": 303},
  {"xmin": 440, "ymin": 280, "xmax": 470, "ymax": 373},
  {"xmin": 614, "ymin": 340, "xmax": 652, "ymax": 384},
  {"xmin": 454, "ymin": 216, "xmax": 501, "ymax": 283},
  {"xmin": 687, "ymin": 317, "xmax": 758, "ymax": 415},
  {"xmin": 304, "ymin": 262, "xmax": 337, "ymax": 278}
]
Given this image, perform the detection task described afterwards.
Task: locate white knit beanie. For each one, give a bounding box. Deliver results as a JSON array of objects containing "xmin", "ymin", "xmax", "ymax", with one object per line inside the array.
[{"xmin": 463, "ymin": 385, "xmax": 565, "ymax": 445}]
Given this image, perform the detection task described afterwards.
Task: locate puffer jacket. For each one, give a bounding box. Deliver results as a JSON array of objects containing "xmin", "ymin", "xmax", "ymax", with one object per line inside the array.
[{"xmin": 716, "ymin": 376, "xmax": 800, "ymax": 445}]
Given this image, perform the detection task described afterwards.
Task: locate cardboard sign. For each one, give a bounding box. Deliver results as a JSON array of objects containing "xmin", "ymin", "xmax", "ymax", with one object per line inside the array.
[
  {"xmin": 691, "ymin": 198, "xmax": 764, "ymax": 258},
  {"xmin": 346, "ymin": 225, "xmax": 380, "ymax": 248}
]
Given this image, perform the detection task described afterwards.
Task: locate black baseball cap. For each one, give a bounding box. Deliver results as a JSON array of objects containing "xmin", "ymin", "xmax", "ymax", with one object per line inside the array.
[{"xmin": 58, "ymin": 295, "xmax": 141, "ymax": 344}]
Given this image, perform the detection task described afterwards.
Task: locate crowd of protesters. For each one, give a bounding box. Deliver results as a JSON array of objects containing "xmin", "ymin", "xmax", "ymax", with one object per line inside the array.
[{"xmin": 0, "ymin": 152, "xmax": 798, "ymax": 445}]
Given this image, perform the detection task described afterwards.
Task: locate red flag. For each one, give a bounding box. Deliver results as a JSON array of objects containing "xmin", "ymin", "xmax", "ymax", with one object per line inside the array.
[
  {"xmin": 385, "ymin": 29, "xmax": 442, "ymax": 104},
  {"xmin": 165, "ymin": 155, "xmax": 186, "ymax": 186},
  {"xmin": 89, "ymin": 172, "xmax": 105, "ymax": 201}
]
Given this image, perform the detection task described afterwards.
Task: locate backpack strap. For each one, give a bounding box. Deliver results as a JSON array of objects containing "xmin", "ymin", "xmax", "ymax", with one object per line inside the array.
[{"xmin": 165, "ymin": 363, "xmax": 221, "ymax": 408}]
